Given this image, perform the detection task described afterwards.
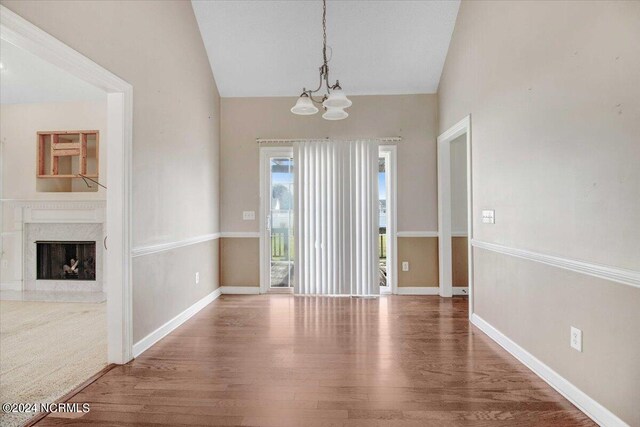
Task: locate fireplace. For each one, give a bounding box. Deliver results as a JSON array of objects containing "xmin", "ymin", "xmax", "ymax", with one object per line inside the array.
[{"xmin": 36, "ymin": 241, "xmax": 96, "ymax": 281}]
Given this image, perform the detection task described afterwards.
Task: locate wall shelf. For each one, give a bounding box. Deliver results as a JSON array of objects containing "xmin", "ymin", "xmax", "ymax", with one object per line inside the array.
[{"xmin": 37, "ymin": 130, "xmax": 100, "ymax": 179}]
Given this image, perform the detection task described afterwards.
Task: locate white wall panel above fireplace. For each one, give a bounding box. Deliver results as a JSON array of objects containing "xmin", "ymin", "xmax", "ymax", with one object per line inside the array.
[{"xmin": 15, "ymin": 200, "xmax": 106, "ymax": 224}]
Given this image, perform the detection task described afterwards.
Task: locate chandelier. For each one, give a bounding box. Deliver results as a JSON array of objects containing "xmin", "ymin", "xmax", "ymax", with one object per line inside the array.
[{"xmin": 290, "ymin": 0, "xmax": 352, "ymax": 120}]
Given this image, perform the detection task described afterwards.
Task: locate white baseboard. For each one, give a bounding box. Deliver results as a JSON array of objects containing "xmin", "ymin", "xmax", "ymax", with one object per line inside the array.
[
  {"xmin": 221, "ymin": 286, "xmax": 260, "ymax": 294},
  {"xmin": 471, "ymin": 313, "xmax": 628, "ymax": 427},
  {"xmin": 0, "ymin": 281, "xmax": 22, "ymax": 291},
  {"xmin": 453, "ymin": 286, "xmax": 469, "ymax": 295},
  {"xmin": 396, "ymin": 286, "xmax": 439, "ymax": 295},
  {"xmin": 133, "ymin": 288, "xmax": 222, "ymax": 357}
]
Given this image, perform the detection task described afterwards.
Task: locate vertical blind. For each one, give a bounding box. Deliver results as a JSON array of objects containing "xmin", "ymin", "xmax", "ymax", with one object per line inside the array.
[{"xmin": 294, "ymin": 139, "xmax": 379, "ymax": 296}]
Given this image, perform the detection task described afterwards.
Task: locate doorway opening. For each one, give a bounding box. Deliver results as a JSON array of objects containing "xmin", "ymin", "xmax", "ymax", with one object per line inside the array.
[
  {"xmin": 437, "ymin": 116, "xmax": 473, "ymax": 314},
  {"xmin": 1, "ymin": 5, "xmax": 133, "ymax": 365}
]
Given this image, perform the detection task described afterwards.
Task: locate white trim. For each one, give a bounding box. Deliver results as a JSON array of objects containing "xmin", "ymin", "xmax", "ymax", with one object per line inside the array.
[
  {"xmin": 451, "ymin": 231, "xmax": 468, "ymax": 237},
  {"xmin": 396, "ymin": 286, "xmax": 440, "ymax": 295},
  {"xmin": 220, "ymin": 232, "xmax": 260, "ymax": 238},
  {"xmin": 221, "ymin": 286, "xmax": 261, "ymax": 295},
  {"xmin": 472, "ymin": 239, "xmax": 640, "ymax": 289},
  {"xmin": 437, "ymin": 115, "xmax": 473, "ymax": 307},
  {"xmin": 131, "ymin": 233, "xmax": 221, "ymax": 257},
  {"xmin": 1, "ymin": 5, "xmax": 134, "ymax": 364},
  {"xmin": 133, "ymin": 288, "xmax": 221, "ymax": 357},
  {"xmin": 396, "ymin": 231, "xmax": 439, "ymax": 238},
  {"xmin": 453, "ymin": 286, "xmax": 469, "ymax": 295},
  {"xmin": 471, "ymin": 314, "xmax": 629, "ymax": 427}
]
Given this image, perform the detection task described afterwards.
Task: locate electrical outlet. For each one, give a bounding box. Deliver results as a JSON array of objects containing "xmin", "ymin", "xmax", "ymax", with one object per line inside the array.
[
  {"xmin": 402, "ymin": 262, "xmax": 409, "ymax": 272},
  {"xmin": 570, "ymin": 326, "xmax": 582, "ymax": 352},
  {"xmin": 242, "ymin": 211, "xmax": 256, "ymax": 220},
  {"xmin": 195, "ymin": 272, "xmax": 200, "ymax": 285}
]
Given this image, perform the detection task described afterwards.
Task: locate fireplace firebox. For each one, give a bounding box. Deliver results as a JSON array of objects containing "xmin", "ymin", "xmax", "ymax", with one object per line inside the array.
[{"xmin": 36, "ymin": 241, "xmax": 96, "ymax": 281}]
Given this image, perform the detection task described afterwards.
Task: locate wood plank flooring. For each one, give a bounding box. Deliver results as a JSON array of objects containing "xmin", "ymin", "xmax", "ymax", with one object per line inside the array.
[{"xmin": 37, "ymin": 295, "xmax": 594, "ymax": 426}]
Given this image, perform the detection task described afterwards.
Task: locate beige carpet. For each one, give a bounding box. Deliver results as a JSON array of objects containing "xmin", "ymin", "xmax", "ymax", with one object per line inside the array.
[{"xmin": 0, "ymin": 300, "xmax": 107, "ymax": 427}]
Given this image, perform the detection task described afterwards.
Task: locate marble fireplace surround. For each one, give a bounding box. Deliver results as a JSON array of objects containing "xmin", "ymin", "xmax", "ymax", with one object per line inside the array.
[{"xmin": 16, "ymin": 200, "xmax": 106, "ymax": 293}]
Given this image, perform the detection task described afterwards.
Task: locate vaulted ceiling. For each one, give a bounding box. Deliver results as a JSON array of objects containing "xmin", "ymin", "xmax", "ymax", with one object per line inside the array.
[{"xmin": 192, "ymin": 0, "xmax": 460, "ymax": 97}]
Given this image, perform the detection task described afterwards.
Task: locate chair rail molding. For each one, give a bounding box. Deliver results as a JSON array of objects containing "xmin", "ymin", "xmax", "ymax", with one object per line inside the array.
[
  {"xmin": 472, "ymin": 239, "xmax": 640, "ymax": 289},
  {"xmin": 131, "ymin": 233, "xmax": 221, "ymax": 257}
]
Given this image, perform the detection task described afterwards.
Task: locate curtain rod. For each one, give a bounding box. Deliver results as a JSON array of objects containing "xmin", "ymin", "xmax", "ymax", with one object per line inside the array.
[{"xmin": 256, "ymin": 137, "xmax": 402, "ymax": 144}]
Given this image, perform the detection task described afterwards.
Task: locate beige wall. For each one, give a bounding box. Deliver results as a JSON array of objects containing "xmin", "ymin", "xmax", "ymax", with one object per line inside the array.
[
  {"xmin": 220, "ymin": 94, "xmax": 438, "ymax": 286},
  {"xmin": 451, "ymin": 237, "xmax": 468, "ymax": 286},
  {"xmin": 1, "ymin": 101, "xmax": 107, "ymax": 198},
  {"xmin": 450, "ymin": 134, "xmax": 467, "ymax": 234},
  {"xmin": 133, "ymin": 239, "xmax": 219, "ymax": 342},
  {"xmin": 220, "ymin": 238, "xmax": 260, "ymax": 287},
  {"xmin": 2, "ymin": 1, "xmax": 222, "ymax": 342},
  {"xmin": 397, "ymin": 237, "xmax": 438, "ymax": 287},
  {"xmin": 221, "ymin": 95, "xmax": 438, "ymax": 233},
  {"xmin": 439, "ymin": 1, "xmax": 640, "ymax": 424}
]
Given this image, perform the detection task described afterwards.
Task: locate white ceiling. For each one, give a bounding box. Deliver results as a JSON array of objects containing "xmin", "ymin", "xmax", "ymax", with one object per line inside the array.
[
  {"xmin": 192, "ymin": 0, "xmax": 460, "ymax": 97},
  {"xmin": 0, "ymin": 39, "xmax": 106, "ymax": 105}
]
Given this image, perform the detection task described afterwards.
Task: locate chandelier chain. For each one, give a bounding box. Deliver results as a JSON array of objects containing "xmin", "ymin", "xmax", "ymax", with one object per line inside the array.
[{"xmin": 322, "ymin": 0, "xmax": 327, "ymax": 66}]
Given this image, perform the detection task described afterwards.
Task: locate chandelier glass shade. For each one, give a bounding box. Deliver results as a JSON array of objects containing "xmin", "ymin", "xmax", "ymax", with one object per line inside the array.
[
  {"xmin": 291, "ymin": 0, "xmax": 352, "ymax": 120},
  {"xmin": 322, "ymin": 107, "xmax": 349, "ymax": 121},
  {"xmin": 291, "ymin": 94, "xmax": 319, "ymax": 115},
  {"xmin": 323, "ymin": 89, "xmax": 352, "ymax": 109}
]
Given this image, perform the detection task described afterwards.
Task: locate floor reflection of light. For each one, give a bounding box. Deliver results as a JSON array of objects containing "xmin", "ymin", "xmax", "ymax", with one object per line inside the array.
[{"xmin": 378, "ymin": 295, "xmax": 392, "ymax": 371}]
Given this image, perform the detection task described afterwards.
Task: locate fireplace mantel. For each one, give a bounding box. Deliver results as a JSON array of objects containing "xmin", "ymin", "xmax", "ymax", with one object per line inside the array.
[{"xmin": 9, "ymin": 199, "xmax": 106, "ymax": 225}]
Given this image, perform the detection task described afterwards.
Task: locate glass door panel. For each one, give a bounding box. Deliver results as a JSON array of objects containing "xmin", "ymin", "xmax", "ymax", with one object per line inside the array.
[
  {"xmin": 269, "ymin": 157, "xmax": 294, "ymax": 287},
  {"xmin": 379, "ymin": 155, "xmax": 387, "ymax": 288}
]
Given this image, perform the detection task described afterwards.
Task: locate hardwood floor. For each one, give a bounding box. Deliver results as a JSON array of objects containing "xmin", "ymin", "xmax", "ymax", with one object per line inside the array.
[{"xmin": 38, "ymin": 295, "xmax": 594, "ymax": 426}]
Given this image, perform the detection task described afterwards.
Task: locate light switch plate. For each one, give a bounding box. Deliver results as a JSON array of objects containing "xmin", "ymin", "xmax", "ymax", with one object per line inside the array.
[
  {"xmin": 482, "ymin": 210, "xmax": 495, "ymax": 224},
  {"xmin": 195, "ymin": 272, "xmax": 200, "ymax": 284},
  {"xmin": 402, "ymin": 262, "xmax": 409, "ymax": 272},
  {"xmin": 242, "ymin": 211, "xmax": 256, "ymax": 220},
  {"xmin": 570, "ymin": 326, "xmax": 582, "ymax": 352}
]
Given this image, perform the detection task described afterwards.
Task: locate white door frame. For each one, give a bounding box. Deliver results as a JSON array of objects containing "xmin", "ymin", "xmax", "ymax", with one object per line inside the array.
[
  {"xmin": 1, "ymin": 6, "xmax": 134, "ymax": 364},
  {"xmin": 259, "ymin": 146, "xmax": 294, "ymax": 294},
  {"xmin": 379, "ymin": 145, "xmax": 397, "ymax": 295},
  {"xmin": 437, "ymin": 116, "xmax": 473, "ymax": 316}
]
